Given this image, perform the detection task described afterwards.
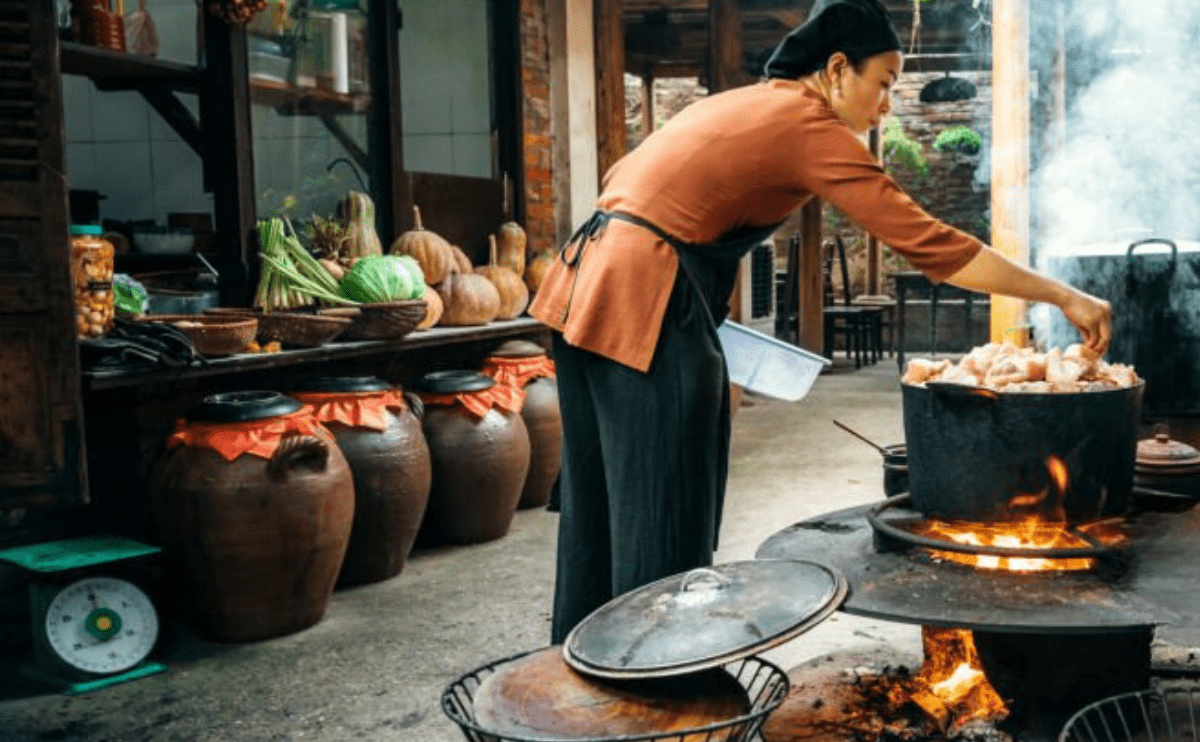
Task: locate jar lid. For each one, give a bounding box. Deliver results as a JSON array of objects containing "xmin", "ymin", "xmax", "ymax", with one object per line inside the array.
[
  {"xmin": 70, "ymin": 224, "xmax": 103, "ymax": 235},
  {"xmin": 416, "ymin": 370, "xmax": 495, "ymax": 394},
  {"xmin": 186, "ymin": 391, "xmax": 303, "ymax": 423},
  {"xmin": 488, "ymin": 339, "xmax": 547, "ymax": 359},
  {"xmin": 563, "ymin": 559, "xmax": 847, "ymax": 680},
  {"xmin": 1136, "ymin": 433, "xmax": 1200, "ymax": 474},
  {"xmin": 296, "ymin": 376, "xmax": 392, "ymax": 394}
]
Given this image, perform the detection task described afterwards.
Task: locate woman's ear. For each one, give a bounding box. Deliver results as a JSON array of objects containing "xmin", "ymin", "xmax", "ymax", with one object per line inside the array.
[{"xmin": 825, "ymin": 52, "xmax": 850, "ymax": 96}]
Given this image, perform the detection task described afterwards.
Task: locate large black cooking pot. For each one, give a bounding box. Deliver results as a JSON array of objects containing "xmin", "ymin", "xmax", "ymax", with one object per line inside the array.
[{"xmin": 902, "ymin": 381, "xmax": 1144, "ymax": 522}]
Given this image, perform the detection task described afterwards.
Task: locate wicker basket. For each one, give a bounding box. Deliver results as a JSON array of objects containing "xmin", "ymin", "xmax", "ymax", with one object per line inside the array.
[
  {"xmin": 256, "ymin": 312, "xmax": 352, "ymax": 348},
  {"xmin": 442, "ymin": 651, "xmax": 788, "ymax": 742},
  {"xmin": 139, "ymin": 314, "xmax": 258, "ymax": 357},
  {"xmin": 332, "ymin": 300, "xmax": 428, "ymax": 341}
]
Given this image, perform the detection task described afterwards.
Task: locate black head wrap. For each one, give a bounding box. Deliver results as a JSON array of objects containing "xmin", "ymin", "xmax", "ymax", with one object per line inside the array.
[{"xmin": 764, "ymin": 0, "xmax": 902, "ymax": 79}]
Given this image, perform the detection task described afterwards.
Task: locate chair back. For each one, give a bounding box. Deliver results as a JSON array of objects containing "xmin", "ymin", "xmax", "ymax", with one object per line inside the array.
[{"xmin": 835, "ymin": 235, "xmax": 854, "ymax": 307}]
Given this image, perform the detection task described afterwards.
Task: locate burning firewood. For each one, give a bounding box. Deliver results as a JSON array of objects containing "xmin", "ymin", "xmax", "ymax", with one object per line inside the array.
[{"xmin": 762, "ymin": 631, "xmax": 1012, "ymax": 742}]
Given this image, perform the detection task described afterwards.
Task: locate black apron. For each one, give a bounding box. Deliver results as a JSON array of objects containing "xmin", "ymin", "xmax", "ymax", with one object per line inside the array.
[{"xmin": 549, "ymin": 210, "xmax": 780, "ymax": 643}]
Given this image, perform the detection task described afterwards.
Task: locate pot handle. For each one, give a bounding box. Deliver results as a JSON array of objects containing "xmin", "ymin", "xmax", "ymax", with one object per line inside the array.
[
  {"xmin": 267, "ymin": 434, "xmax": 329, "ymax": 480},
  {"xmin": 925, "ymin": 381, "xmax": 1000, "ymax": 403},
  {"xmin": 403, "ymin": 390, "xmax": 425, "ymax": 421},
  {"xmin": 679, "ymin": 568, "xmax": 732, "ymax": 594},
  {"xmin": 1125, "ymin": 238, "xmax": 1178, "ymax": 297}
]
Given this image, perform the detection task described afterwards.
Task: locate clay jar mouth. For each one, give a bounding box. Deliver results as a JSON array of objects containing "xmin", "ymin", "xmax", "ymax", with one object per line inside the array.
[
  {"xmin": 186, "ymin": 390, "xmax": 302, "ymax": 423},
  {"xmin": 296, "ymin": 376, "xmax": 392, "ymax": 394},
  {"xmin": 417, "ymin": 370, "xmax": 495, "ymax": 394}
]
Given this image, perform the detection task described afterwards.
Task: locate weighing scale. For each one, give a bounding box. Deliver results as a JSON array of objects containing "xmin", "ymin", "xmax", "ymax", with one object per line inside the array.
[{"xmin": 0, "ymin": 535, "xmax": 168, "ymax": 694}]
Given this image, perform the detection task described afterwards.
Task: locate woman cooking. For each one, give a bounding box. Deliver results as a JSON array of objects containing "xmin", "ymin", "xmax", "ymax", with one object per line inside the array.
[{"xmin": 527, "ymin": 0, "xmax": 1113, "ymax": 644}]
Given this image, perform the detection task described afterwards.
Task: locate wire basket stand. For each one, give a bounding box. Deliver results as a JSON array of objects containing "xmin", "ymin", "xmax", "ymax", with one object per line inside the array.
[
  {"xmin": 442, "ymin": 650, "xmax": 790, "ymax": 742},
  {"xmin": 1060, "ymin": 684, "xmax": 1200, "ymax": 742}
]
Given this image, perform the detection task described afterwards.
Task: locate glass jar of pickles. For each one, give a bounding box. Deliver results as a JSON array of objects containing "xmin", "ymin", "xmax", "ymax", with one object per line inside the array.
[{"xmin": 69, "ymin": 224, "xmax": 115, "ymax": 339}]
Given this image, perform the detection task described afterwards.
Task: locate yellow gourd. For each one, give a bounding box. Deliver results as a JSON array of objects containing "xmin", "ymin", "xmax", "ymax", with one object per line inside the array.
[
  {"xmin": 524, "ymin": 250, "xmax": 555, "ymax": 295},
  {"xmin": 475, "ymin": 235, "xmax": 529, "ymax": 320},
  {"xmin": 496, "ymin": 220, "xmax": 527, "ymax": 277},
  {"xmin": 437, "ymin": 270, "xmax": 500, "ymax": 326},
  {"xmin": 416, "ymin": 287, "xmax": 443, "ymax": 330},
  {"xmin": 389, "ymin": 205, "xmax": 453, "ymax": 285}
]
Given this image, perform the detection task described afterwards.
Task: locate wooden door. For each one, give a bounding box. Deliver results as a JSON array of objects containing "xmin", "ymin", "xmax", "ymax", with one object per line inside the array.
[{"xmin": 0, "ymin": 0, "xmax": 87, "ymax": 507}]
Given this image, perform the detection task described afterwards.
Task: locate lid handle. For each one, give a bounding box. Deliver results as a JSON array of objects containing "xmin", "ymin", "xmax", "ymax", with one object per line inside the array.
[{"xmin": 679, "ymin": 567, "xmax": 732, "ymax": 594}]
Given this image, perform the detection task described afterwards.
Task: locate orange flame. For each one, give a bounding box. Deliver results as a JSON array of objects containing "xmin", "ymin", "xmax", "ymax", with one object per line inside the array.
[
  {"xmin": 908, "ymin": 455, "xmax": 1127, "ymax": 572},
  {"xmin": 1047, "ymin": 455, "xmax": 1069, "ymax": 494},
  {"xmin": 915, "ymin": 519, "xmax": 1096, "ymax": 571},
  {"xmin": 915, "ymin": 627, "xmax": 1007, "ymax": 728}
]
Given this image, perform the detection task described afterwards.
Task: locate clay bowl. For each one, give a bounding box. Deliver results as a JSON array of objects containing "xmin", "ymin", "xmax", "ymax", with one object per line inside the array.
[
  {"xmin": 255, "ymin": 312, "xmax": 352, "ymax": 348},
  {"xmin": 140, "ymin": 314, "xmax": 258, "ymax": 357}
]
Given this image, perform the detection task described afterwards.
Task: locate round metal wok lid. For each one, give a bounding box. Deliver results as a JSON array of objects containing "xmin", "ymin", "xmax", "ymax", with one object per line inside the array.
[{"xmin": 563, "ymin": 559, "xmax": 847, "ymax": 680}]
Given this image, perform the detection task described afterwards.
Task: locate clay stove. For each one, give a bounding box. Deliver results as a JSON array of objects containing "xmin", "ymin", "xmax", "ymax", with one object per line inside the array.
[{"xmin": 756, "ymin": 492, "xmax": 1200, "ymax": 741}]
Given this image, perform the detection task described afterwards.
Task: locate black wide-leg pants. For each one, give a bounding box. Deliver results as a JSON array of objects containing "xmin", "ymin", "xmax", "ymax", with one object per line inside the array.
[{"xmin": 549, "ymin": 268, "xmax": 731, "ymax": 644}]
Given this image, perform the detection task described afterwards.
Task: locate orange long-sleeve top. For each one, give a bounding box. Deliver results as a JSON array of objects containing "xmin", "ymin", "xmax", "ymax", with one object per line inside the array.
[{"xmin": 528, "ymin": 79, "xmax": 983, "ymax": 372}]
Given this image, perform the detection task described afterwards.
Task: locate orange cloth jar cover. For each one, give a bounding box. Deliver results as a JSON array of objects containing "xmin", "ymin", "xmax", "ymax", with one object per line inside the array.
[
  {"xmin": 167, "ymin": 407, "xmax": 332, "ymax": 462},
  {"xmin": 290, "ymin": 390, "xmax": 410, "ymax": 432},
  {"xmin": 418, "ymin": 384, "xmax": 525, "ymax": 420},
  {"xmin": 480, "ymin": 355, "xmax": 557, "ymax": 390}
]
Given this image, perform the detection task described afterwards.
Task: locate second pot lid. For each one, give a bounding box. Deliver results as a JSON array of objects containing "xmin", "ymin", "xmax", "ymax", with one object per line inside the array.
[
  {"xmin": 1137, "ymin": 433, "xmax": 1200, "ymax": 474},
  {"xmin": 563, "ymin": 559, "xmax": 847, "ymax": 680}
]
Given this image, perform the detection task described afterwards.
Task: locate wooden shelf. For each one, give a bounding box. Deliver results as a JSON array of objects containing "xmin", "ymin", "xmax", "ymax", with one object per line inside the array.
[
  {"xmin": 250, "ymin": 78, "xmax": 371, "ymax": 116},
  {"xmin": 82, "ymin": 317, "xmax": 547, "ymax": 391},
  {"xmin": 60, "ymin": 42, "xmax": 203, "ymax": 94}
]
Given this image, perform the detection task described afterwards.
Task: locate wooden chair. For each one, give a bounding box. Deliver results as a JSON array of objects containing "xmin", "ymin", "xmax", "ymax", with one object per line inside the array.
[{"xmin": 823, "ymin": 239, "xmax": 874, "ymax": 367}]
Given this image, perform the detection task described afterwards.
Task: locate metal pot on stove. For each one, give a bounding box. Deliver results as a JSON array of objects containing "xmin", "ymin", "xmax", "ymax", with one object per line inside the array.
[{"xmin": 902, "ymin": 380, "xmax": 1144, "ymax": 522}]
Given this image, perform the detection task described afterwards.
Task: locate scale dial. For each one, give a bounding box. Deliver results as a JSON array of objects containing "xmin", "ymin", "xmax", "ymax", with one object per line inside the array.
[{"xmin": 43, "ymin": 576, "xmax": 159, "ymax": 675}]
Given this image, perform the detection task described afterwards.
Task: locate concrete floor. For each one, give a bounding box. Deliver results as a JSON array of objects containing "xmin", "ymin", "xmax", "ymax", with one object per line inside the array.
[{"xmin": 0, "ymin": 358, "xmax": 968, "ymax": 741}]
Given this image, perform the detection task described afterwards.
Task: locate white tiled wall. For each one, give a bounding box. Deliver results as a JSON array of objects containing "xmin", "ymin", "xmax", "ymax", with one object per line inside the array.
[
  {"xmin": 399, "ymin": 0, "xmax": 494, "ymax": 178},
  {"xmin": 61, "ymin": 0, "xmax": 211, "ymax": 225}
]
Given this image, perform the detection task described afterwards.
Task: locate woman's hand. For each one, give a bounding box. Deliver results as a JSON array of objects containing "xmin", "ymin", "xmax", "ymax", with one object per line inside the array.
[{"xmin": 1059, "ymin": 289, "xmax": 1112, "ymax": 355}]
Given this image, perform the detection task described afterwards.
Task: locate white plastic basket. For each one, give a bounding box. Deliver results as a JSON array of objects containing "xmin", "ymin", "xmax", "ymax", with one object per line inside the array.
[{"xmin": 717, "ymin": 320, "xmax": 830, "ymax": 402}]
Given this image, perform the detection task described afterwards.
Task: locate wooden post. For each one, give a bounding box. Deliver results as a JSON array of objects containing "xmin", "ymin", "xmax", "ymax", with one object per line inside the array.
[
  {"xmin": 866, "ymin": 125, "xmax": 882, "ymax": 296},
  {"xmin": 708, "ymin": 0, "xmax": 745, "ymax": 92},
  {"xmin": 709, "ymin": 0, "xmax": 751, "ymax": 320},
  {"xmin": 557, "ymin": 0, "xmax": 598, "ymax": 232},
  {"xmin": 368, "ymin": 0, "xmax": 407, "ymax": 243},
  {"xmin": 594, "ymin": 0, "xmax": 625, "ymax": 186},
  {"xmin": 640, "ymin": 69, "xmax": 656, "ymax": 136},
  {"xmin": 990, "ymin": 0, "xmax": 1031, "ymax": 345},
  {"xmin": 798, "ymin": 200, "xmax": 825, "ymax": 353},
  {"xmin": 202, "ymin": 19, "xmax": 257, "ymax": 306}
]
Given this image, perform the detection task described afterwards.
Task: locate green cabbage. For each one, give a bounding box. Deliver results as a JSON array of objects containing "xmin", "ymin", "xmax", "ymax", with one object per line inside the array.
[{"xmin": 339, "ymin": 255, "xmax": 425, "ymax": 303}]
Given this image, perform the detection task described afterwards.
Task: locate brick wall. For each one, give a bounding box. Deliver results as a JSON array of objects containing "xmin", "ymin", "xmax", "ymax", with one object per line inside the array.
[
  {"xmin": 520, "ymin": 0, "xmax": 555, "ymax": 255},
  {"xmin": 828, "ymin": 69, "xmax": 993, "ymax": 296}
]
